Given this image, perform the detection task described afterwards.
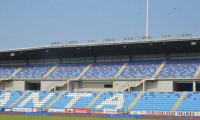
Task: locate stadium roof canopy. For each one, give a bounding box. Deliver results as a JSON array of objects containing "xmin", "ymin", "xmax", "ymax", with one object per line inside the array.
[{"xmin": 0, "ymin": 37, "xmax": 200, "ymax": 61}]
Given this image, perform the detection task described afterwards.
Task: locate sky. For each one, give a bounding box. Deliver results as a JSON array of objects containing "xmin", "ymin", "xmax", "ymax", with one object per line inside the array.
[{"xmin": 0, "ymin": 0, "xmax": 200, "ymax": 50}]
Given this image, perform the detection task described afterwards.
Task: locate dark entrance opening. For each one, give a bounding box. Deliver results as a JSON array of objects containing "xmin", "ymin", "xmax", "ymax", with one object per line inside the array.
[
  {"xmin": 25, "ymin": 82, "xmax": 41, "ymax": 90},
  {"xmin": 174, "ymin": 82, "xmax": 192, "ymax": 91}
]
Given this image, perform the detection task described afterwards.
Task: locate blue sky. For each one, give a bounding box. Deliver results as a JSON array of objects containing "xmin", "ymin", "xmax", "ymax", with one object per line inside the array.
[{"xmin": 0, "ymin": 0, "xmax": 200, "ymax": 50}]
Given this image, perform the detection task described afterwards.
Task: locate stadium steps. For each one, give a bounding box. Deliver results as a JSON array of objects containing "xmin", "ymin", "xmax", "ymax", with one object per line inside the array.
[
  {"xmin": 75, "ymin": 63, "xmax": 92, "ymax": 80},
  {"xmin": 46, "ymin": 79, "xmax": 70, "ymax": 91},
  {"xmin": 127, "ymin": 91, "xmax": 144, "ymax": 113},
  {"xmin": 8, "ymin": 67, "xmax": 23, "ymax": 79},
  {"xmin": 8, "ymin": 90, "xmax": 30, "ymax": 108},
  {"xmin": 119, "ymin": 79, "xmax": 145, "ymax": 91},
  {"xmin": 86, "ymin": 91, "xmax": 104, "ymax": 109},
  {"xmin": 194, "ymin": 65, "xmax": 200, "ymax": 78},
  {"xmin": 42, "ymin": 64, "xmax": 59, "ymax": 78},
  {"xmin": 114, "ymin": 63, "xmax": 128, "ymax": 79},
  {"xmin": 152, "ymin": 61, "xmax": 166, "ymax": 79},
  {"xmin": 171, "ymin": 92, "xmax": 187, "ymax": 112},
  {"xmin": 45, "ymin": 91, "xmax": 66, "ymax": 111}
]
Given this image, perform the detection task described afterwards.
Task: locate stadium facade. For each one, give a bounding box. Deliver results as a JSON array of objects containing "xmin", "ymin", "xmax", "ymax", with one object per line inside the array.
[
  {"xmin": 0, "ymin": 37, "xmax": 200, "ymax": 92},
  {"xmin": 1, "ymin": 37, "xmax": 200, "ymax": 114}
]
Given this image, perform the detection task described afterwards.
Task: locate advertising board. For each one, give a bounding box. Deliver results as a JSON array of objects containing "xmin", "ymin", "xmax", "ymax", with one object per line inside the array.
[
  {"xmin": 12, "ymin": 108, "xmax": 37, "ymax": 112},
  {"xmin": 65, "ymin": 108, "xmax": 90, "ymax": 113}
]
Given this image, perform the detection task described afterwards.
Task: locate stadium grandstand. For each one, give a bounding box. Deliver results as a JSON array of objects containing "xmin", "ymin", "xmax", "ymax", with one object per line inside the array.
[{"xmin": 1, "ymin": 37, "xmax": 200, "ymax": 115}]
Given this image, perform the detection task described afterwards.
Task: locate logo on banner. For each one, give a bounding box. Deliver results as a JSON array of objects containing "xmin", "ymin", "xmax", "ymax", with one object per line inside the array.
[
  {"xmin": 103, "ymin": 109, "xmax": 117, "ymax": 114},
  {"xmin": 66, "ymin": 108, "xmax": 73, "ymax": 113},
  {"xmin": 48, "ymin": 109, "xmax": 65, "ymax": 113},
  {"xmin": 12, "ymin": 108, "xmax": 37, "ymax": 112},
  {"xmin": 65, "ymin": 108, "xmax": 90, "ymax": 113}
]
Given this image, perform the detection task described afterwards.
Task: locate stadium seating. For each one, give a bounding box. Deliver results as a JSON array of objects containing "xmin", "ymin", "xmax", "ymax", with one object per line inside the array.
[
  {"xmin": 82, "ymin": 62, "xmax": 124, "ymax": 78},
  {"xmin": 177, "ymin": 92, "xmax": 200, "ymax": 112},
  {"xmin": 132, "ymin": 92, "xmax": 181, "ymax": 111},
  {"xmin": 0, "ymin": 90, "xmax": 24, "ymax": 108},
  {"xmin": 13, "ymin": 91, "xmax": 60, "ymax": 110},
  {"xmin": 2, "ymin": 90, "xmax": 200, "ymax": 113},
  {"xmin": 0, "ymin": 67, "xmax": 17, "ymax": 78},
  {"xmin": 47, "ymin": 63, "xmax": 88, "ymax": 78},
  {"xmin": 14, "ymin": 64, "xmax": 54, "ymax": 78},
  {"xmin": 90, "ymin": 91, "xmax": 139, "ymax": 112},
  {"xmin": 158, "ymin": 60, "xmax": 200, "ymax": 78},
  {"xmin": 50, "ymin": 91, "xmax": 98, "ymax": 109},
  {"xmin": 118, "ymin": 60, "xmax": 162, "ymax": 78}
]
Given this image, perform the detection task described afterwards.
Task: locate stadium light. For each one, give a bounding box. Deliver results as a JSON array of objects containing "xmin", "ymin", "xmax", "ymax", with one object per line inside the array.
[
  {"xmin": 191, "ymin": 42, "xmax": 196, "ymax": 45},
  {"xmin": 66, "ymin": 40, "xmax": 78, "ymax": 45},
  {"xmin": 67, "ymin": 40, "xmax": 77, "ymax": 44},
  {"xmin": 102, "ymin": 38, "xmax": 115, "ymax": 43},
  {"xmin": 123, "ymin": 37, "xmax": 135, "ymax": 42},
  {"xmin": 87, "ymin": 40, "xmax": 96, "ymax": 44},
  {"xmin": 51, "ymin": 41, "xmax": 63, "ymax": 46},
  {"xmin": 161, "ymin": 34, "xmax": 171, "ymax": 39},
  {"xmin": 139, "ymin": 36, "xmax": 151, "ymax": 40},
  {"xmin": 178, "ymin": 33, "xmax": 192, "ymax": 38},
  {"xmin": 10, "ymin": 53, "xmax": 15, "ymax": 56}
]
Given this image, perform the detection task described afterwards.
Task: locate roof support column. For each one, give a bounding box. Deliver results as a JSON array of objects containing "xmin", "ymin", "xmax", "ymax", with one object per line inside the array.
[{"xmin": 49, "ymin": 48, "xmax": 62, "ymax": 63}]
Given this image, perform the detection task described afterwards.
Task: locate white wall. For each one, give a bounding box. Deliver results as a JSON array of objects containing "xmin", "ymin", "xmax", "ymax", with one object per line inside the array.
[
  {"xmin": 146, "ymin": 81, "xmax": 173, "ymax": 92},
  {"xmin": 41, "ymin": 81, "xmax": 55, "ymax": 91},
  {"xmin": 3, "ymin": 81, "xmax": 25, "ymax": 90}
]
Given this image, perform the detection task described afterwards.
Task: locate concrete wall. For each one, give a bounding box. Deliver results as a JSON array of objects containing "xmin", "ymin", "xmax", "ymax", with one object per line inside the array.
[
  {"xmin": 131, "ymin": 84, "xmax": 143, "ymax": 91},
  {"xmin": 82, "ymin": 82, "xmax": 112, "ymax": 88},
  {"xmin": 114, "ymin": 81, "xmax": 128, "ymax": 91},
  {"xmin": 3, "ymin": 81, "xmax": 25, "ymax": 90},
  {"xmin": 57, "ymin": 84, "xmax": 67, "ymax": 91},
  {"xmin": 146, "ymin": 81, "xmax": 173, "ymax": 92},
  {"xmin": 41, "ymin": 81, "xmax": 55, "ymax": 91}
]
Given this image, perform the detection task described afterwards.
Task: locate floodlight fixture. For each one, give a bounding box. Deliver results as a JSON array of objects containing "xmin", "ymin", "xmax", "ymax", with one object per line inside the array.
[
  {"xmin": 123, "ymin": 37, "xmax": 135, "ymax": 41},
  {"xmin": 178, "ymin": 33, "xmax": 192, "ymax": 38},
  {"xmin": 51, "ymin": 41, "xmax": 63, "ymax": 46},
  {"xmin": 161, "ymin": 34, "xmax": 171, "ymax": 39},
  {"xmin": 87, "ymin": 40, "xmax": 96, "ymax": 43},
  {"xmin": 67, "ymin": 40, "xmax": 78, "ymax": 44},
  {"xmin": 139, "ymin": 36, "xmax": 151, "ymax": 40},
  {"xmin": 191, "ymin": 42, "xmax": 196, "ymax": 45},
  {"xmin": 103, "ymin": 38, "xmax": 115, "ymax": 43},
  {"xmin": 10, "ymin": 53, "xmax": 15, "ymax": 56}
]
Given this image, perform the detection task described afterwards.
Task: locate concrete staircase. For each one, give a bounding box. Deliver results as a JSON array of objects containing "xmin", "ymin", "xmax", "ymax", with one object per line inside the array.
[
  {"xmin": 127, "ymin": 91, "xmax": 144, "ymax": 113},
  {"xmin": 119, "ymin": 79, "xmax": 145, "ymax": 91},
  {"xmin": 194, "ymin": 65, "xmax": 200, "ymax": 78},
  {"xmin": 114, "ymin": 63, "xmax": 128, "ymax": 79},
  {"xmin": 42, "ymin": 64, "xmax": 59, "ymax": 78},
  {"xmin": 46, "ymin": 79, "xmax": 70, "ymax": 91},
  {"xmin": 8, "ymin": 67, "xmax": 23, "ymax": 79},
  {"xmin": 151, "ymin": 61, "xmax": 166, "ymax": 79},
  {"xmin": 8, "ymin": 90, "xmax": 30, "ymax": 108},
  {"xmin": 75, "ymin": 64, "xmax": 92, "ymax": 80},
  {"xmin": 45, "ymin": 91, "xmax": 66, "ymax": 111},
  {"xmin": 86, "ymin": 91, "xmax": 104, "ymax": 108},
  {"xmin": 171, "ymin": 92, "xmax": 187, "ymax": 111}
]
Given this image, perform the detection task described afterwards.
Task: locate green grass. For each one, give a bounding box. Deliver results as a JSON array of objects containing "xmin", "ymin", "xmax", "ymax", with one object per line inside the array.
[{"xmin": 0, "ymin": 115, "xmax": 144, "ymax": 120}]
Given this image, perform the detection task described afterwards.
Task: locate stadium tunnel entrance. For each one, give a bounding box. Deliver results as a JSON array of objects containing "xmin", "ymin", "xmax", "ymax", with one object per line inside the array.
[
  {"xmin": 196, "ymin": 83, "xmax": 200, "ymax": 91},
  {"xmin": 173, "ymin": 82, "xmax": 193, "ymax": 91},
  {"xmin": 25, "ymin": 81, "xmax": 41, "ymax": 90}
]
